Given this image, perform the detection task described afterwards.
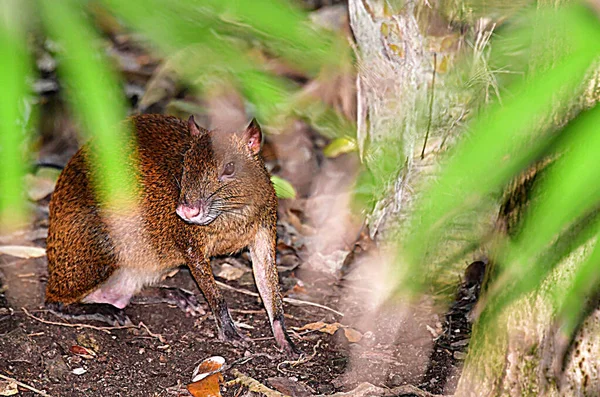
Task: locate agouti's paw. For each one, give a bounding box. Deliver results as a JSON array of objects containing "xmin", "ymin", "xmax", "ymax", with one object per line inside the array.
[
  {"xmin": 273, "ymin": 318, "xmax": 301, "ymax": 358},
  {"xmin": 46, "ymin": 302, "xmax": 132, "ymax": 326},
  {"xmin": 134, "ymin": 286, "xmax": 206, "ymax": 316},
  {"xmin": 217, "ymin": 316, "xmax": 249, "ymax": 347},
  {"xmin": 158, "ymin": 287, "xmax": 206, "ymax": 316}
]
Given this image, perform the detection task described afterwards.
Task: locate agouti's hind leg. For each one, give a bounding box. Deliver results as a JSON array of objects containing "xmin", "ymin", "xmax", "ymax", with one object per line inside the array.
[
  {"xmin": 46, "ymin": 302, "xmax": 132, "ymax": 326},
  {"xmin": 81, "ymin": 267, "xmax": 163, "ymax": 308}
]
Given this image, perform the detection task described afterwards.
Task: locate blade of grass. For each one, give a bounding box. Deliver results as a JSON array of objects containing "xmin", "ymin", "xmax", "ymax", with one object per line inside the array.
[
  {"xmin": 101, "ymin": 0, "xmax": 351, "ymax": 135},
  {"xmin": 39, "ymin": 0, "xmax": 135, "ymax": 208},
  {"xmin": 490, "ymin": 105, "xmax": 600, "ymax": 305},
  {"xmin": 0, "ymin": 1, "xmax": 31, "ymax": 230}
]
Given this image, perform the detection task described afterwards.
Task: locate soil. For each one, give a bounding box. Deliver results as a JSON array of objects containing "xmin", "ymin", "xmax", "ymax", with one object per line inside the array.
[{"xmin": 0, "ymin": 221, "xmax": 474, "ymax": 396}]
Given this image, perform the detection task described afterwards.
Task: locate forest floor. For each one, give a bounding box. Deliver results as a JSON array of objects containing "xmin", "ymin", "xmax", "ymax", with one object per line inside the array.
[
  {"xmin": 0, "ymin": 229, "xmax": 472, "ymax": 397},
  {"xmin": 0, "ymin": 1, "xmax": 478, "ymax": 395}
]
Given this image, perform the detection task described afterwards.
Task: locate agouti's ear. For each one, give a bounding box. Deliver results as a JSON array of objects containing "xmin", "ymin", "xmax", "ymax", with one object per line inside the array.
[
  {"xmin": 244, "ymin": 118, "xmax": 262, "ymax": 155},
  {"xmin": 188, "ymin": 115, "xmax": 202, "ymax": 136}
]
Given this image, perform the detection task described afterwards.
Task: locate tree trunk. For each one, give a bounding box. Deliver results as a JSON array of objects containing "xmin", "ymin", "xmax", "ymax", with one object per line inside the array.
[{"xmin": 349, "ymin": 0, "xmax": 600, "ymax": 395}]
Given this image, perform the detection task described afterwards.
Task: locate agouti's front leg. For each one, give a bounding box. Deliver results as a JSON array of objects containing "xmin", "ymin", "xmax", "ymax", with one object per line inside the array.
[
  {"xmin": 250, "ymin": 227, "xmax": 297, "ymax": 355},
  {"xmin": 187, "ymin": 256, "xmax": 244, "ymax": 342}
]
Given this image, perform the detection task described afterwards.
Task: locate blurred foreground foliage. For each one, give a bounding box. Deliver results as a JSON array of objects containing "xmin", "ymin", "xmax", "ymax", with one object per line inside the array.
[
  {"xmin": 0, "ymin": 0, "xmax": 351, "ymax": 228},
  {"xmin": 381, "ymin": 3, "xmax": 600, "ymax": 342}
]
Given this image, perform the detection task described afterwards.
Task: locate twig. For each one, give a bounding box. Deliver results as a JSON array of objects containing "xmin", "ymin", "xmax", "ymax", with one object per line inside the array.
[
  {"xmin": 318, "ymin": 382, "xmax": 446, "ymax": 397},
  {"xmin": 283, "ymin": 297, "xmax": 344, "ymax": 317},
  {"xmin": 215, "ymin": 281, "xmax": 344, "ymax": 317},
  {"xmin": 138, "ymin": 322, "xmax": 166, "ymax": 343},
  {"xmin": 0, "ymin": 373, "xmax": 53, "ymax": 397},
  {"xmin": 22, "ymin": 308, "xmax": 165, "ymax": 342},
  {"xmin": 226, "ymin": 369, "xmax": 288, "ymax": 397},
  {"xmin": 22, "ymin": 308, "xmax": 132, "ymax": 334},
  {"xmin": 421, "ymin": 52, "xmax": 437, "ymax": 160},
  {"xmin": 277, "ymin": 339, "xmax": 322, "ymax": 374}
]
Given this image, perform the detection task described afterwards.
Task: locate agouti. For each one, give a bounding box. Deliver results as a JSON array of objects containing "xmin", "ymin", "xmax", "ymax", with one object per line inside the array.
[{"xmin": 45, "ymin": 114, "xmax": 295, "ymax": 354}]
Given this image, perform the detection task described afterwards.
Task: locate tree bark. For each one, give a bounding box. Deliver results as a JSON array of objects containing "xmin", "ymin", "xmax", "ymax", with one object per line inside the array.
[{"xmin": 349, "ymin": 0, "xmax": 600, "ymax": 395}]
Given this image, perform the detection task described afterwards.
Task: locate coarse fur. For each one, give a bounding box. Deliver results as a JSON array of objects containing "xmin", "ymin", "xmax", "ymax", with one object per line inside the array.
[{"xmin": 45, "ymin": 114, "xmax": 295, "ymax": 354}]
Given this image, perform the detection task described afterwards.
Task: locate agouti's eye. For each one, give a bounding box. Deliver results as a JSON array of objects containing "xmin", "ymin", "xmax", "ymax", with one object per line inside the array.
[{"xmin": 222, "ymin": 162, "xmax": 235, "ymax": 177}]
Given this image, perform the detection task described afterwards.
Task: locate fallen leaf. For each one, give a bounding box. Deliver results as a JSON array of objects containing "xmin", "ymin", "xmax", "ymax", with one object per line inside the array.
[
  {"xmin": 0, "ymin": 380, "xmax": 18, "ymax": 396},
  {"xmin": 70, "ymin": 345, "xmax": 96, "ymax": 359},
  {"xmin": 297, "ymin": 321, "xmax": 363, "ymax": 343},
  {"xmin": 216, "ymin": 263, "xmax": 246, "ymax": 281},
  {"xmin": 25, "ymin": 171, "xmax": 59, "ymax": 201},
  {"xmin": 268, "ymin": 376, "xmax": 314, "ymax": 397},
  {"xmin": 290, "ymin": 284, "xmax": 307, "ymax": 295},
  {"xmin": 271, "ymin": 176, "xmax": 297, "ymax": 199},
  {"xmin": 343, "ymin": 327, "xmax": 363, "ymax": 343},
  {"xmin": 139, "ymin": 61, "xmax": 179, "ymax": 111},
  {"xmin": 297, "ymin": 321, "xmax": 342, "ymax": 335},
  {"xmin": 188, "ymin": 356, "xmax": 225, "ymax": 397},
  {"xmin": 0, "ymin": 245, "xmax": 46, "ymax": 258}
]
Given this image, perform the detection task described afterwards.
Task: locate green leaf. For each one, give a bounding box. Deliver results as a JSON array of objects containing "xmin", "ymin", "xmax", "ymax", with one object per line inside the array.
[
  {"xmin": 0, "ymin": 0, "xmax": 31, "ymax": 229},
  {"xmin": 40, "ymin": 0, "xmax": 136, "ymax": 209},
  {"xmin": 271, "ymin": 175, "xmax": 297, "ymax": 199},
  {"xmin": 491, "ymin": 105, "xmax": 600, "ymax": 308},
  {"xmin": 323, "ymin": 137, "xmax": 357, "ymax": 158}
]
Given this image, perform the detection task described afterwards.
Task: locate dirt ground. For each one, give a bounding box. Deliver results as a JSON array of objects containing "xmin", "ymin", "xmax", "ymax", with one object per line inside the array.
[{"xmin": 0, "ymin": 213, "xmax": 475, "ymax": 396}]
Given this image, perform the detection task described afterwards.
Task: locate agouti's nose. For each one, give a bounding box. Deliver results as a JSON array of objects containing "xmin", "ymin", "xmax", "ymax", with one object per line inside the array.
[{"xmin": 176, "ymin": 204, "xmax": 200, "ymax": 220}]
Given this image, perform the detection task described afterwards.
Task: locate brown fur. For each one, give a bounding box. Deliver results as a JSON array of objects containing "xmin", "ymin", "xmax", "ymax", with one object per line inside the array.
[{"xmin": 45, "ymin": 114, "xmax": 294, "ymax": 353}]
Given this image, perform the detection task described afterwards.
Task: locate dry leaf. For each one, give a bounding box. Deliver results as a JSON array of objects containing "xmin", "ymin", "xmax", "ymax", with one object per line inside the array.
[
  {"xmin": 0, "ymin": 245, "xmax": 46, "ymax": 258},
  {"xmin": 25, "ymin": 172, "xmax": 59, "ymax": 201},
  {"xmin": 0, "ymin": 380, "xmax": 18, "ymax": 396},
  {"xmin": 70, "ymin": 345, "xmax": 96, "ymax": 359},
  {"xmin": 298, "ymin": 321, "xmax": 342, "ymax": 335},
  {"xmin": 343, "ymin": 328, "xmax": 363, "ymax": 343},
  {"xmin": 297, "ymin": 321, "xmax": 363, "ymax": 343},
  {"xmin": 216, "ymin": 263, "xmax": 246, "ymax": 281},
  {"xmin": 188, "ymin": 356, "xmax": 225, "ymax": 397}
]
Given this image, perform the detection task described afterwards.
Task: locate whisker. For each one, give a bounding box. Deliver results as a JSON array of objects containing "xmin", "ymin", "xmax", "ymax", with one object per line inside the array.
[
  {"xmin": 206, "ymin": 183, "xmax": 229, "ymax": 201},
  {"xmin": 172, "ymin": 174, "xmax": 181, "ymax": 189},
  {"xmin": 211, "ymin": 203, "xmax": 248, "ymax": 209}
]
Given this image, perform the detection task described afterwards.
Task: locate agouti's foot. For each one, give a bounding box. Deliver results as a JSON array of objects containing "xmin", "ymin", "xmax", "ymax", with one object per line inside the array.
[
  {"xmin": 273, "ymin": 316, "xmax": 301, "ymax": 357},
  {"xmin": 133, "ymin": 287, "xmax": 206, "ymax": 316},
  {"xmin": 46, "ymin": 302, "xmax": 132, "ymax": 326},
  {"xmin": 217, "ymin": 310, "xmax": 248, "ymax": 346}
]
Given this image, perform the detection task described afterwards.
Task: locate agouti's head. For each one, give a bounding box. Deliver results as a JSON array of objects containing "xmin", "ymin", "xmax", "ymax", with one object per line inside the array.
[{"xmin": 176, "ymin": 116, "xmax": 273, "ymax": 226}]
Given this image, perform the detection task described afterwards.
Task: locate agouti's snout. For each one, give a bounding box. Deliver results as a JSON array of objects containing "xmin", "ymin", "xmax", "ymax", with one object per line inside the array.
[{"xmin": 176, "ymin": 200, "xmax": 213, "ymax": 225}]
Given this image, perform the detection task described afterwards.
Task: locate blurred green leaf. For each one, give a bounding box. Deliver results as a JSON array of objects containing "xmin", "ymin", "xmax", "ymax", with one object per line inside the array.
[
  {"xmin": 558, "ymin": 226, "xmax": 600, "ymax": 337},
  {"xmin": 490, "ymin": 105, "xmax": 600, "ymax": 308},
  {"xmin": 0, "ymin": 0, "xmax": 31, "ymax": 229},
  {"xmin": 324, "ymin": 136, "xmax": 357, "ymax": 158},
  {"xmin": 40, "ymin": 0, "xmax": 135, "ymax": 208},
  {"xmin": 101, "ymin": 0, "xmax": 350, "ymax": 134},
  {"xmin": 271, "ymin": 175, "xmax": 297, "ymax": 199}
]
